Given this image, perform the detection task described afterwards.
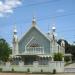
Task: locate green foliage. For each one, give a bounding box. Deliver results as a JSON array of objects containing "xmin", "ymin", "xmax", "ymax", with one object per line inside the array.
[
  {"xmin": 0, "ymin": 38, "xmax": 12, "ymax": 62},
  {"xmin": 53, "ymin": 53, "xmax": 63, "ymax": 61},
  {"xmin": 52, "ymin": 69, "xmax": 56, "ymax": 74},
  {"xmin": 64, "ymin": 56, "xmax": 70, "ymax": 62},
  {"xmin": 27, "ymin": 68, "xmax": 30, "ymax": 72},
  {"xmin": 0, "ymin": 68, "xmax": 2, "ymax": 72},
  {"xmin": 69, "ymin": 45, "xmax": 75, "ymax": 61},
  {"xmin": 41, "ymin": 69, "xmax": 43, "ymax": 72},
  {"xmin": 12, "ymin": 68, "xmax": 14, "ymax": 72},
  {"xmin": 58, "ymin": 39, "xmax": 75, "ymax": 61}
]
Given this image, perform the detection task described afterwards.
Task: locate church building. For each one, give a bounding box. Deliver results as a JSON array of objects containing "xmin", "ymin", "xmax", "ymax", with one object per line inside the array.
[{"xmin": 12, "ymin": 17, "xmax": 65, "ymax": 65}]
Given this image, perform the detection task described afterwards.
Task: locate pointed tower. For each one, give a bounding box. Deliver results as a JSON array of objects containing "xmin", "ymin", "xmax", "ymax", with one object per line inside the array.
[
  {"xmin": 12, "ymin": 25, "xmax": 18, "ymax": 56},
  {"xmin": 47, "ymin": 24, "xmax": 50, "ymax": 39},
  {"xmin": 60, "ymin": 37, "xmax": 65, "ymax": 56},
  {"xmin": 51, "ymin": 24, "xmax": 57, "ymax": 41},
  {"xmin": 61, "ymin": 38, "xmax": 65, "ymax": 48},
  {"xmin": 50, "ymin": 17, "xmax": 57, "ymax": 41},
  {"xmin": 32, "ymin": 16, "xmax": 36, "ymax": 27},
  {"xmin": 52, "ymin": 25, "xmax": 56, "ymax": 32},
  {"xmin": 50, "ymin": 22, "xmax": 58, "ymax": 55}
]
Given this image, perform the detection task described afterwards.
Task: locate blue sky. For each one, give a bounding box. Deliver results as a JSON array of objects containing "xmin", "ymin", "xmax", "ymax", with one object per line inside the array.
[{"xmin": 0, "ymin": 0, "xmax": 75, "ymax": 46}]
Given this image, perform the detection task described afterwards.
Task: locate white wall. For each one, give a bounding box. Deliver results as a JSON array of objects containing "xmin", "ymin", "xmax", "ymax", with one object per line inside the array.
[{"xmin": 1, "ymin": 61, "xmax": 64, "ymax": 73}]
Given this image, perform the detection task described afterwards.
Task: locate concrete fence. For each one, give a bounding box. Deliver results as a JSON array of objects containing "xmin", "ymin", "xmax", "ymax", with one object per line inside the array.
[{"xmin": 0, "ymin": 61, "xmax": 64, "ymax": 73}]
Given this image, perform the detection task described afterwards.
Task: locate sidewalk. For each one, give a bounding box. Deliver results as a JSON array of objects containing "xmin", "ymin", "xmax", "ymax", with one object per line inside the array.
[{"xmin": 0, "ymin": 73, "xmax": 75, "ymax": 75}]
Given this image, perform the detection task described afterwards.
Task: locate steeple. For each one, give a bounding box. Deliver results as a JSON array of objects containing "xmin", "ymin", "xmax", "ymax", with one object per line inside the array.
[
  {"xmin": 13, "ymin": 25, "xmax": 17, "ymax": 35},
  {"xmin": 14, "ymin": 25, "xmax": 17, "ymax": 32},
  {"xmin": 50, "ymin": 18, "xmax": 57, "ymax": 42},
  {"xmin": 48, "ymin": 24, "xmax": 50, "ymax": 34},
  {"xmin": 13, "ymin": 25, "xmax": 18, "ymax": 42},
  {"xmin": 32, "ymin": 16, "xmax": 36, "ymax": 27},
  {"xmin": 51, "ymin": 17, "xmax": 56, "ymax": 32},
  {"xmin": 12, "ymin": 24, "xmax": 18, "ymax": 56},
  {"xmin": 61, "ymin": 37, "xmax": 65, "ymax": 48},
  {"xmin": 52, "ymin": 24, "xmax": 56, "ymax": 33}
]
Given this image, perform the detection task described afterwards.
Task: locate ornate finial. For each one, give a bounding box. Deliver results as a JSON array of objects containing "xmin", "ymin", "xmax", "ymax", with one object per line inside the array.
[
  {"xmin": 32, "ymin": 16, "xmax": 36, "ymax": 27},
  {"xmin": 12, "ymin": 24, "xmax": 18, "ymax": 56},
  {"xmin": 52, "ymin": 24, "xmax": 56, "ymax": 32},
  {"xmin": 13, "ymin": 24, "xmax": 17, "ymax": 33},
  {"xmin": 51, "ymin": 17, "xmax": 56, "ymax": 32}
]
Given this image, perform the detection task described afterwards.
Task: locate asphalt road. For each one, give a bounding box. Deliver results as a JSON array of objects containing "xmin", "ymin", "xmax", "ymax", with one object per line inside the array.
[{"xmin": 0, "ymin": 73, "xmax": 75, "ymax": 75}]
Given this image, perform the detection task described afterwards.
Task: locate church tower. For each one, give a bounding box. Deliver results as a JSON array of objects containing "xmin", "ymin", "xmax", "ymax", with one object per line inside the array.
[
  {"xmin": 32, "ymin": 16, "xmax": 36, "ymax": 27},
  {"xmin": 61, "ymin": 38, "xmax": 65, "ymax": 48},
  {"xmin": 51, "ymin": 24, "xmax": 57, "ymax": 42},
  {"xmin": 12, "ymin": 25, "xmax": 18, "ymax": 56},
  {"xmin": 50, "ymin": 24, "xmax": 58, "ymax": 54}
]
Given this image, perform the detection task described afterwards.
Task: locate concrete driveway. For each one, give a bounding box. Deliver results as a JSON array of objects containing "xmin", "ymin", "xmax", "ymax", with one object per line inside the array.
[{"xmin": 65, "ymin": 63, "xmax": 75, "ymax": 68}]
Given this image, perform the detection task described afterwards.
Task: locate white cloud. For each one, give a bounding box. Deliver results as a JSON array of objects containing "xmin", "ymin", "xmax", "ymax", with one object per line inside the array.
[
  {"xmin": 0, "ymin": 0, "xmax": 22, "ymax": 17},
  {"xmin": 5, "ymin": 9, "xmax": 13, "ymax": 13},
  {"xmin": 0, "ymin": 13, "xmax": 4, "ymax": 17},
  {"xmin": 0, "ymin": 1, "xmax": 3, "ymax": 5},
  {"xmin": 56, "ymin": 9, "xmax": 65, "ymax": 13},
  {"xmin": 5, "ymin": 0, "xmax": 22, "ymax": 8}
]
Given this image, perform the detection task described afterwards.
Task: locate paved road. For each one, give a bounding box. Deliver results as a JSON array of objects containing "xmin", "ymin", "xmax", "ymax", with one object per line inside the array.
[
  {"xmin": 65, "ymin": 63, "xmax": 75, "ymax": 68},
  {"xmin": 64, "ymin": 63, "xmax": 75, "ymax": 72},
  {"xmin": 0, "ymin": 73, "xmax": 75, "ymax": 75}
]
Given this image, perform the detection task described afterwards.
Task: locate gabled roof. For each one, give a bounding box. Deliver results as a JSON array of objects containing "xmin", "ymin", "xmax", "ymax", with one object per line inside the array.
[{"xmin": 18, "ymin": 25, "xmax": 50, "ymax": 43}]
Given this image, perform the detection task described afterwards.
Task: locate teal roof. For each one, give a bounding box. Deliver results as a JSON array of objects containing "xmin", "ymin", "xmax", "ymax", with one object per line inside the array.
[{"xmin": 19, "ymin": 26, "xmax": 50, "ymax": 43}]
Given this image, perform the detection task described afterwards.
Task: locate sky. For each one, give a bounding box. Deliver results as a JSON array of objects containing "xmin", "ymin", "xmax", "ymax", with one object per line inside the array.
[{"xmin": 0, "ymin": 0, "xmax": 75, "ymax": 46}]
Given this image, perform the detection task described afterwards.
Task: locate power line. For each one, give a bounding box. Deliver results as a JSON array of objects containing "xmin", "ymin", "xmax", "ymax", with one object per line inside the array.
[
  {"xmin": 24, "ymin": 0, "xmax": 60, "ymax": 7},
  {"xmin": 20, "ymin": 12, "xmax": 75, "ymax": 24},
  {"xmin": 37, "ymin": 12, "xmax": 75, "ymax": 21}
]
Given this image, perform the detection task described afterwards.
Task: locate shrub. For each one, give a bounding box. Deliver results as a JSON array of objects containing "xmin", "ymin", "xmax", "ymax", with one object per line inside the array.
[
  {"xmin": 53, "ymin": 69, "xmax": 56, "ymax": 74},
  {"xmin": 53, "ymin": 53, "xmax": 63, "ymax": 61},
  {"xmin": 64, "ymin": 56, "xmax": 70, "ymax": 62},
  {"xmin": 11, "ymin": 68, "xmax": 14, "ymax": 72},
  {"xmin": 0, "ymin": 68, "xmax": 2, "ymax": 72},
  {"xmin": 27, "ymin": 68, "xmax": 30, "ymax": 72},
  {"xmin": 41, "ymin": 69, "xmax": 43, "ymax": 72}
]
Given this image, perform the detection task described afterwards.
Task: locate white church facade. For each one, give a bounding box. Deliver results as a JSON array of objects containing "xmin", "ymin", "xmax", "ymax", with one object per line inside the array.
[{"xmin": 11, "ymin": 17, "xmax": 65, "ymax": 73}]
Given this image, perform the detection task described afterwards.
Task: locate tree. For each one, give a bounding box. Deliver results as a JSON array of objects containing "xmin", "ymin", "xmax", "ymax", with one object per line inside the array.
[
  {"xmin": 64, "ymin": 56, "xmax": 70, "ymax": 62},
  {"xmin": 58, "ymin": 39, "xmax": 75, "ymax": 61},
  {"xmin": 0, "ymin": 38, "xmax": 12, "ymax": 62},
  {"xmin": 53, "ymin": 53, "xmax": 63, "ymax": 61},
  {"xmin": 69, "ymin": 45, "xmax": 75, "ymax": 61}
]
